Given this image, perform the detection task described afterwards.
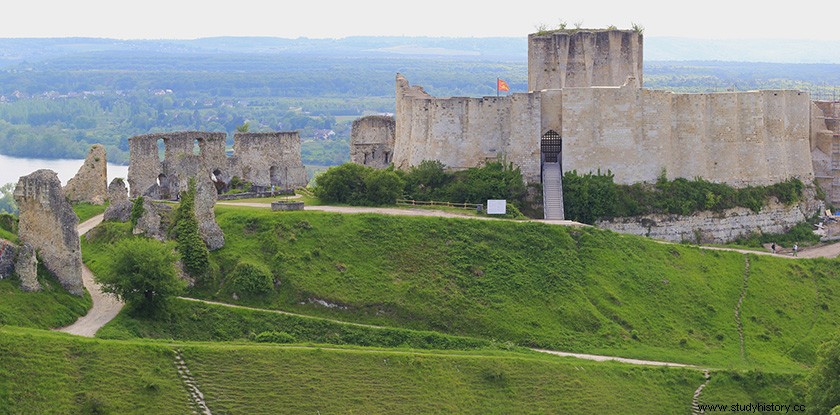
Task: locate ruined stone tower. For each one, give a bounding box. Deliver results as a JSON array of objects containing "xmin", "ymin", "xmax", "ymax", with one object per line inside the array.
[{"xmin": 350, "ymin": 115, "xmax": 395, "ymax": 168}]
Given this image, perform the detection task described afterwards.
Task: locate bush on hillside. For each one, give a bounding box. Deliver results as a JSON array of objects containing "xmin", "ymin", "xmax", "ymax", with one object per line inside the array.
[
  {"xmin": 314, "ymin": 163, "xmax": 403, "ymax": 206},
  {"xmin": 0, "ymin": 212, "xmax": 17, "ymax": 234},
  {"xmin": 95, "ymin": 237, "xmax": 184, "ymax": 316},
  {"xmin": 231, "ymin": 260, "xmax": 274, "ymax": 296},
  {"xmin": 563, "ymin": 170, "xmax": 807, "ymax": 224},
  {"xmin": 404, "ymin": 160, "xmax": 527, "ymax": 209}
]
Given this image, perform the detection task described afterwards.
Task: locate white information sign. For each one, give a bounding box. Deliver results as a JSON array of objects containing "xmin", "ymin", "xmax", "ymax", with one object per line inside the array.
[{"xmin": 486, "ymin": 199, "xmax": 507, "ymax": 215}]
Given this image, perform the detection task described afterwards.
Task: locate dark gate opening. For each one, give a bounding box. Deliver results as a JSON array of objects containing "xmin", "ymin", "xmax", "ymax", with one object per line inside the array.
[{"xmin": 541, "ymin": 130, "xmax": 562, "ymax": 163}]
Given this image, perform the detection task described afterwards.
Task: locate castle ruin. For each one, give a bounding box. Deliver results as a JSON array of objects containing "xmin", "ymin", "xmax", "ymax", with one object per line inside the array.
[
  {"xmin": 13, "ymin": 169, "xmax": 83, "ymax": 295},
  {"xmin": 128, "ymin": 131, "xmax": 306, "ymax": 200},
  {"xmin": 360, "ymin": 28, "xmax": 833, "ymax": 224},
  {"xmin": 350, "ymin": 116, "xmax": 396, "ymax": 169}
]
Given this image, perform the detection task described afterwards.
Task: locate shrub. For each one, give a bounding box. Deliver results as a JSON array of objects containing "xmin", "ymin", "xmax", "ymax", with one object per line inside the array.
[
  {"xmin": 364, "ymin": 168, "xmax": 405, "ymax": 205},
  {"xmin": 0, "ymin": 213, "xmax": 17, "ymax": 234},
  {"xmin": 231, "ymin": 261, "xmax": 274, "ymax": 296},
  {"xmin": 254, "ymin": 331, "xmax": 296, "ymax": 343},
  {"xmin": 129, "ymin": 197, "xmax": 145, "ymax": 228},
  {"xmin": 562, "ymin": 170, "xmax": 806, "ymax": 224},
  {"xmin": 314, "ymin": 163, "xmax": 369, "ymax": 204}
]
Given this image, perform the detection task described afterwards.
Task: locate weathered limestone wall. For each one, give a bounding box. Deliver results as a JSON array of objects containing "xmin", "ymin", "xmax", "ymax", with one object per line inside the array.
[
  {"xmin": 103, "ymin": 178, "xmax": 131, "ymax": 222},
  {"xmin": 811, "ymin": 101, "xmax": 840, "ymax": 204},
  {"xmin": 561, "ymin": 85, "xmax": 814, "ymax": 186},
  {"xmin": 13, "ymin": 170, "xmax": 82, "ymax": 295},
  {"xmin": 64, "ymin": 144, "xmax": 108, "ymax": 205},
  {"xmin": 596, "ymin": 189, "xmax": 824, "ymax": 244},
  {"xmin": 232, "ymin": 132, "xmax": 307, "ymax": 189},
  {"xmin": 350, "ymin": 115, "xmax": 396, "ymax": 168},
  {"xmin": 393, "ymin": 74, "xmax": 542, "ymax": 182},
  {"xmin": 528, "ymin": 29, "xmax": 643, "ymax": 91}
]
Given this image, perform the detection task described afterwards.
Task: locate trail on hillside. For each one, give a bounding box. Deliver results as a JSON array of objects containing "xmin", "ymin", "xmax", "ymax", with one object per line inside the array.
[
  {"xmin": 691, "ymin": 370, "xmax": 712, "ymax": 415},
  {"xmin": 734, "ymin": 257, "xmax": 751, "ymax": 361},
  {"xmin": 56, "ymin": 214, "xmax": 124, "ymax": 337},
  {"xmin": 175, "ymin": 350, "xmax": 212, "ymax": 415},
  {"xmin": 182, "ymin": 297, "xmax": 705, "ymax": 369}
]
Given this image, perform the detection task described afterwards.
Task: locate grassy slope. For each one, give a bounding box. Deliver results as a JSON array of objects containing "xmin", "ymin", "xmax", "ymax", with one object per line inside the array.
[
  {"xmin": 72, "ymin": 202, "xmax": 107, "ymax": 223},
  {"xmin": 83, "ymin": 207, "xmax": 840, "ymax": 371},
  {"xmin": 0, "ymin": 326, "xmax": 707, "ymax": 415},
  {"xmin": 0, "ymin": 327, "xmax": 190, "ymax": 414},
  {"xmin": 0, "ymin": 270, "xmax": 91, "ymax": 329},
  {"xmin": 97, "ymin": 298, "xmax": 496, "ymax": 351}
]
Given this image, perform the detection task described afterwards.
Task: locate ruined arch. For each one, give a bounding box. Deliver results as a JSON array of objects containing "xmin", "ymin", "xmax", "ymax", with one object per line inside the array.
[{"xmin": 157, "ymin": 173, "xmax": 170, "ymax": 199}]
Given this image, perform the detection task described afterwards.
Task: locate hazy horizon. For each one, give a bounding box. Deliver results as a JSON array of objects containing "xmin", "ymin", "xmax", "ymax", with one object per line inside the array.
[{"xmin": 7, "ymin": 1, "xmax": 840, "ymax": 41}]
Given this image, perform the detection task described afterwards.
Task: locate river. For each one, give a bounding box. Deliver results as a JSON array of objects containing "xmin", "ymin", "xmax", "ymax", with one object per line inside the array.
[{"xmin": 0, "ymin": 153, "xmax": 129, "ymax": 187}]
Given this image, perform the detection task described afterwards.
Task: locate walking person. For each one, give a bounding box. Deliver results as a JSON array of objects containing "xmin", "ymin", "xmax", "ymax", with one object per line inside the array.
[
  {"xmin": 771, "ymin": 242, "xmax": 776, "ymax": 254},
  {"xmin": 793, "ymin": 243, "xmax": 798, "ymax": 257}
]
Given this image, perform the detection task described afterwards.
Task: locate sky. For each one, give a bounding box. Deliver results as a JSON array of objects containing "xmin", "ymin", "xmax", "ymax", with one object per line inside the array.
[{"xmin": 4, "ymin": 0, "xmax": 840, "ymax": 40}]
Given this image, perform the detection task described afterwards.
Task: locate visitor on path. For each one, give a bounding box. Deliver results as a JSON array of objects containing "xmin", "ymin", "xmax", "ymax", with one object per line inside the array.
[
  {"xmin": 793, "ymin": 244, "xmax": 799, "ymax": 257},
  {"xmin": 771, "ymin": 243, "xmax": 776, "ymax": 254}
]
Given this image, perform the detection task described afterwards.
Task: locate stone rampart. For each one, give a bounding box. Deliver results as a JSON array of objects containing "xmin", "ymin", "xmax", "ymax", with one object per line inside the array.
[
  {"xmin": 13, "ymin": 169, "xmax": 83, "ymax": 295},
  {"xmin": 528, "ymin": 29, "xmax": 643, "ymax": 91},
  {"xmin": 393, "ymin": 74, "xmax": 541, "ymax": 182},
  {"xmin": 561, "ymin": 85, "xmax": 814, "ymax": 187}
]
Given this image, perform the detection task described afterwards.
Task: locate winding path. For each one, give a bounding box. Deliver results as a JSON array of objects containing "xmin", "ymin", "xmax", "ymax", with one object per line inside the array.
[{"xmin": 56, "ymin": 214, "xmax": 124, "ymax": 337}]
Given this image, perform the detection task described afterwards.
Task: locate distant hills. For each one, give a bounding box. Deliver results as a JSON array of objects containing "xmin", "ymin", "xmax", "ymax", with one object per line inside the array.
[{"xmin": 1, "ymin": 36, "xmax": 840, "ymax": 67}]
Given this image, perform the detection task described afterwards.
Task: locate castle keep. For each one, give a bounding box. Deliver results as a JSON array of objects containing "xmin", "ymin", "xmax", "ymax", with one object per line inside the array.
[{"xmin": 354, "ymin": 28, "xmax": 837, "ymax": 222}]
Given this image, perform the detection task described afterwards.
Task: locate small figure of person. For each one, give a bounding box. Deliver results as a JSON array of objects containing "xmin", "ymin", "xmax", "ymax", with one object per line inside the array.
[
  {"xmin": 771, "ymin": 243, "xmax": 776, "ymax": 254},
  {"xmin": 793, "ymin": 244, "xmax": 799, "ymax": 257}
]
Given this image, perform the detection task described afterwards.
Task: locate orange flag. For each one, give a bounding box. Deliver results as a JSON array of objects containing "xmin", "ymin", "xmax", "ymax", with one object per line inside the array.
[{"xmin": 497, "ymin": 78, "xmax": 510, "ymax": 92}]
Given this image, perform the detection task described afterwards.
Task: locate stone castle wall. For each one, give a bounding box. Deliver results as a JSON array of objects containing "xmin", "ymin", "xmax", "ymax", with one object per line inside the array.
[
  {"xmin": 232, "ymin": 132, "xmax": 307, "ymax": 189},
  {"xmin": 561, "ymin": 85, "xmax": 814, "ymax": 186},
  {"xmin": 528, "ymin": 29, "xmax": 643, "ymax": 91},
  {"xmin": 811, "ymin": 101, "xmax": 840, "ymax": 204},
  {"xmin": 350, "ymin": 115, "xmax": 396, "ymax": 168},
  {"xmin": 393, "ymin": 74, "xmax": 542, "ymax": 182},
  {"xmin": 64, "ymin": 144, "xmax": 107, "ymax": 205}
]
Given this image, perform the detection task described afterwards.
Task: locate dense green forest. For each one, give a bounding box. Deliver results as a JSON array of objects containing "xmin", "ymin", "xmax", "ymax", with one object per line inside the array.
[{"xmin": 0, "ymin": 37, "xmax": 838, "ymax": 166}]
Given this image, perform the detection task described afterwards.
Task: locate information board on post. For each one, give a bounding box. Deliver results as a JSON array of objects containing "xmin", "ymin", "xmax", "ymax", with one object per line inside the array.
[{"xmin": 486, "ymin": 199, "xmax": 507, "ymax": 215}]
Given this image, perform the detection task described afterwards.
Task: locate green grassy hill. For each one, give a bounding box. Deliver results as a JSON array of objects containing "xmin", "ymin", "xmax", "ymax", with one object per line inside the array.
[
  {"xmin": 0, "ymin": 271, "xmax": 90, "ymax": 329},
  {"xmin": 0, "ymin": 325, "xmax": 709, "ymax": 414},
  {"xmin": 83, "ymin": 207, "xmax": 840, "ymax": 372}
]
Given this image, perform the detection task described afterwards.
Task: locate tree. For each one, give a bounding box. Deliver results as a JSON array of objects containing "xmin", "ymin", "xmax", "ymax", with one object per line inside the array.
[
  {"xmin": 236, "ymin": 122, "xmax": 250, "ymax": 132},
  {"xmin": 364, "ymin": 168, "xmax": 404, "ymax": 205},
  {"xmin": 0, "ymin": 183, "xmax": 17, "ymax": 215},
  {"xmin": 95, "ymin": 238, "xmax": 184, "ymax": 316}
]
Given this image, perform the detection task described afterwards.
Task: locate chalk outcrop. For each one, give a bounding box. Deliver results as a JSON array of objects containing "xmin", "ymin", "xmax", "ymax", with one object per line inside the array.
[
  {"xmin": 64, "ymin": 144, "xmax": 108, "ymax": 205},
  {"xmin": 103, "ymin": 178, "xmax": 132, "ymax": 222},
  {"xmin": 597, "ymin": 189, "xmax": 824, "ymax": 244},
  {"xmin": 14, "ymin": 169, "xmax": 83, "ymax": 295}
]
